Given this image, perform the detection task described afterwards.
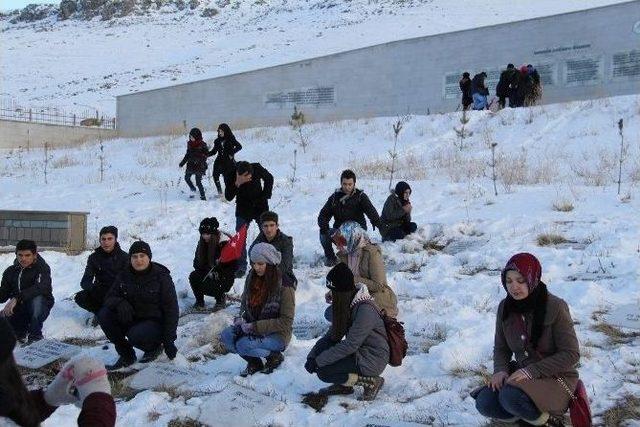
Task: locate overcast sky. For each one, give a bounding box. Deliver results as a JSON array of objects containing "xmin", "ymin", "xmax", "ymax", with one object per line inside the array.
[{"xmin": 1, "ymin": 0, "xmax": 54, "ymax": 12}]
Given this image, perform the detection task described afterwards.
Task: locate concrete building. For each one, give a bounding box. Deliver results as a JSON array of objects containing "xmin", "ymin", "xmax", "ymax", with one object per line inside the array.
[{"xmin": 117, "ymin": 1, "xmax": 640, "ymax": 137}]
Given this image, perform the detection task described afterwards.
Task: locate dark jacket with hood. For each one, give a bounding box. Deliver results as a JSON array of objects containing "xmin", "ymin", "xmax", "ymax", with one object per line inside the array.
[
  {"xmin": 104, "ymin": 262, "xmax": 178, "ymax": 344},
  {"xmin": 471, "ymin": 73, "xmax": 489, "ymax": 96},
  {"xmin": 0, "ymin": 255, "xmax": 54, "ymax": 305},
  {"xmin": 249, "ymin": 230, "xmax": 296, "ymax": 284},
  {"xmin": 80, "ymin": 244, "xmax": 129, "ymax": 292},
  {"xmin": 380, "ymin": 192, "xmax": 410, "ymax": 235},
  {"xmin": 224, "ymin": 162, "xmax": 274, "ymax": 221},
  {"xmin": 318, "ymin": 188, "xmax": 380, "ymax": 233},
  {"xmin": 179, "ymin": 139, "xmax": 209, "ymax": 174},
  {"xmin": 210, "ymin": 137, "xmax": 242, "ymax": 174}
]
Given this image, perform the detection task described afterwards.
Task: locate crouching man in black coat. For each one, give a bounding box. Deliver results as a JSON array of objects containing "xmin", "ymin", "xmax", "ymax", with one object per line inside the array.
[
  {"xmin": 75, "ymin": 226, "xmax": 128, "ymax": 324},
  {"xmin": 97, "ymin": 241, "xmax": 179, "ymax": 370}
]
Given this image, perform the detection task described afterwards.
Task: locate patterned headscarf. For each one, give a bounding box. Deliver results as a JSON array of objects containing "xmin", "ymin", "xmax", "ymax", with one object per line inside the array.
[{"xmin": 337, "ymin": 221, "xmax": 370, "ymax": 254}]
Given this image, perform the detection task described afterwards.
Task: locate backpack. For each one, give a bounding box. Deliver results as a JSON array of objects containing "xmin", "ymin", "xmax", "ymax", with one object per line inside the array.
[{"xmin": 359, "ymin": 300, "xmax": 408, "ymax": 367}]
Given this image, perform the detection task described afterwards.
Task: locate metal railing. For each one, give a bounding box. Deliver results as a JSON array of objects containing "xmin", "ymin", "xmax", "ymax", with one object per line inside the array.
[{"xmin": 0, "ymin": 99, "xmax": 116, "ymax": 130}]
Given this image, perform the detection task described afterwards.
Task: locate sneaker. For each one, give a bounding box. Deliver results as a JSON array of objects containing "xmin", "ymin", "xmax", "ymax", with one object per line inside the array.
[
  {"xmin": 318, "ymin": 384, "xmax": 354, "ymax": 396},
  {"xmin": 213, "ymin": 295, "xmax": 227, "ymax": 312},
  {"xmin": 261, "ymin": 351, "xmax": 284, "ymax": 374},
  {"xmin": 106, "ymin": 355, "xmax": 137, "ymax": 371},
  {"xmin": 240, "ymin": 356, "xmax": 264, "ymax": 377},
  {"xmin": 356, "ymin": 375, "xmax": 385, "ymax": 401},
  {"xmin": 140, "ymin": 346, "xmax": 163, "ymax": 363}
]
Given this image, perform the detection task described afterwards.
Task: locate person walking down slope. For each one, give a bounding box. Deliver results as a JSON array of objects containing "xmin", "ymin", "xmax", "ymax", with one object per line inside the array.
[
  {"xmin": 209, "ymin": 123, "xmax": 242, "ymax": 195},
  {"xmin": 179, "ymin": 127, "xmax": 209, "ymax": 201}
]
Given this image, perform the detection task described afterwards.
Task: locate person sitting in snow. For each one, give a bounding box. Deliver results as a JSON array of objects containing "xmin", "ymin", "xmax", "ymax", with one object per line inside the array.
[
  {"xmin": 0, "ymin": 239, "xmax": 54, "ymax": 344},
  {"xmin": 0, "ymin": 317, "xmax": 116, "ymax": 427},
  {"xmin": 317, "ymin": 169, "xmax": 381, "ymax": 267},
  {"xmin": 220, "ymin": 243, "xmax": 295, "ymax": 377},
  {"xmin": 304, "ymin": 263, "xmax": 389, "ymax": 402},
  {"xmin": 179, "ymin": 127, "xmax": 209, "ymax": 201},
  {"xmin": 473, "ymin": 253, "xmax": 582, "ymax": 426},
  {"xmin": 328, "ymin": 222, "xmax": 398, "ymax": 318},
  {"xmin": 248, "ymin": 211, "xmax": 296, "ymax": 285},
  {"xmin": 98, "ymin": 241, "xmax": 179, "ymax": 370},
  {"xmin": 209, "ymin": 123, "xmax": 242, "ymax": 195},
  {"xmin": 379, "ymin": 181, "xmax": 417, "ymax": 242},
  {"xmin": 223, "ymin": 160, "xmax": 274, "ymax": 277},
  {"xmin": 189, "ymin": 217, "xmax": 237, "ymax": 311},
  {"xmin": 75, "ymin": 226, "xmax": 128, "ymax": 326}
]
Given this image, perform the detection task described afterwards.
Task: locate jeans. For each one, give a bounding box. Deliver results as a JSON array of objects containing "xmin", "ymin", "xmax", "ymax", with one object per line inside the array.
[
  {"xmin": 310, "ymin": 335, "xmax": 359, "ymax": 384},
  {"xmin": 97, "ymin": 307, "xmax": 163, "ymax": 358},
  {"xmin": 319, "ymin": 227, "xmax": 338, "ymax": 261},
  {"xmin": 189, "ymin": 270, "xmax": 233, "ymax": 303},
  {"xmin": 382, "ymin": 222, "xmax": 418, "ymax": 242},
  {"xmin": 185, "ymin": 171, "xmax": 206, "ymax": 199},
  {"xmin": 220, "ymin": 326, "xmax": 285, "ymax": 358},
  {"xmin": 475, "ymin": 385, "xmax": 541, "ymax": 421},
  {"xmin": 7, "ymin": 295, "xmax": 52, "ymax": 340}
]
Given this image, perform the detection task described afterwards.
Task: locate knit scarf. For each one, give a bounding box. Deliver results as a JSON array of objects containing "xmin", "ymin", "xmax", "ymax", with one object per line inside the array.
[{"xmin": 350, "ymin": 284, "xmax": 374, "ymax": 308}]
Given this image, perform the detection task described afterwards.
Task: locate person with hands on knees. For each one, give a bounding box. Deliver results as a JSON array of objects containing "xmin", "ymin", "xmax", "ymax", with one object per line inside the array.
[
  {"xmin": 0, "ymin": 317, "xmax": 116, "ymax": 427},
  {"xmin": 98, "ymin": 241, "xmax": 179, "ymax": 371},
  {"xmin": 305, "ymin": 263, "xmax": 389, "ymax": 401},
  {"xmin": 220, "ymin": 243, "xmax": 295, "ymax": 377},
  {"xmin": 473, "ymin": 253, "xmax": 581, "ymax": 426},
  {"xmin": 0, "ymin": 239, "xmax": 54, "ymax": 344}
]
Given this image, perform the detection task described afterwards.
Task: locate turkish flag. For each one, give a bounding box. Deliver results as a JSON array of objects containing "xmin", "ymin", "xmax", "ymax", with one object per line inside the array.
[{"xmin": 219, "ymin": 223, "xmax": 248, "ymax": 263}]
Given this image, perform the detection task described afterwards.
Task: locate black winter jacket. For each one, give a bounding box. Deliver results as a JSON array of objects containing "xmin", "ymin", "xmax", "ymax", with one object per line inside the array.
[
  {"xmin": 210, "ymin": 137, "xmax": 242, "ymax": 172},
  {"xmin": 179, "ymin": 140, "xmax": 209, "ymax": 174},
  {"xmin": 472, "ymin": 74, "xmax": 489, "ymax": 96},
  {"xmin": 224, "ymin": 162, "xmax": 274, "ymax": 221},
  {"xmin": 317, "ymin": 188, "xmax": 380, "ymax": 233},
  {"xmin": 80, "ymin": 244, "xmax": 129, "ymax": 292},
  {"xmin": 104, "ymin": 262, "xmax": 178, "ymax": 344},
  {"xmin": 192, "ymin": 238, "xmax": 236, "ymax": 281},
  {"xmin": 249, "ymin": 230, "xmax": 296, "ymax": 285},
  {"xmin": 380, "ymin": 193, "xmax": 410, "ymax": 236},
  {"xmin": 0, "ymin": 256, "xmax": 54, "ymax": 305}
]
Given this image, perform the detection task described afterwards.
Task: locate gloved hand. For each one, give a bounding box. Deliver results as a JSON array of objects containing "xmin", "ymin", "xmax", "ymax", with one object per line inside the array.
[
  {"xmin": 116, "ymin": 301, "xmax": 134, "ymax": 324},
  {"xmin": 240, "ymin": 322, "xmax": 254, "ymax": 334},
  {"xmin": 44, "ymin": 361, "xmax": 79, "ymax": 407},
  {"xmin": 304, "ymin": 359, "xmax": 318, "ymax": 374},
  {"xmin": 164, "ymin": 341, "xmax": 178, "ymax": 360},
  {"xmin": 233, "ymin": 317, "xmax": 245, "ymax": 326},
  {"xmin": 72, "ymin": 357, "xmax": 111, "ymax": 406}
]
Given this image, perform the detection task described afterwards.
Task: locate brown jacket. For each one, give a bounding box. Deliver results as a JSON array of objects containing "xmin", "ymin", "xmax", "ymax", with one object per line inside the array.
[
  {"xmin": 240, "ymin": 273, "xmax": 296, "ymax": 346},
  {"xmin": 494, "ymin": 292, "xmax": 580, "ymax": 414},
  {"xmin": 338, "ymin": 243, "xmax": 398, "ymax": 317}
]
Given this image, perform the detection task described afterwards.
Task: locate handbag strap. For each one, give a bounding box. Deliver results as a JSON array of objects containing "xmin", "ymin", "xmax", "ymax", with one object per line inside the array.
[{"xmin": 555, "ymin": 376, "xmax": 577, "ymax": 401}]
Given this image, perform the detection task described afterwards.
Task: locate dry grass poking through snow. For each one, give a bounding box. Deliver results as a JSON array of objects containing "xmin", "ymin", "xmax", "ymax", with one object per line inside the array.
[
  {"xmin": 602, "ymin": 394, "xmax": 640, "ymax": 426},
  {"xmin": 536, "ymin": 233, "xmax": 570, "ymax": 246}
]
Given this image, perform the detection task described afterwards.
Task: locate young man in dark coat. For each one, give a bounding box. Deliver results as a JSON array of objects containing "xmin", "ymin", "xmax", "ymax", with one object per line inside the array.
[
  {"xmin": 380, "ymin": 181, "xmax": 417, "ymax": 242},
  {"xmin": 459, "ymin": 72, "xmax": 473, "ymax": 110},
  {"xmin": 75, "ymin": 226, "xmax": 128, "ymax": 323},
  {"xmin": 209, "ymin": 123, "xmax": 242, "ymax": 195},
  {"xmin": 97, "ymin": 241, "xmax": 179, "ymax": 370},
  {"xmin": 249, "ymin": 211, "xmax": 296, "ymax": 285},
  {"xmin": 189, "ymin": 217, "xmax": 237, "ymax": 311},
  {"xmin": 224, "ymin": 160, "xmax": 274, "ymax": 277},
  {"xmin": 317, "ymin": 169, "xmax": 380, "ymax": 266},
  {"xmin": 179, "ymin": 127, "xmax": 209, "ymax": 200},
  {"xmin": 0, "ymin": 239, "xmax": 54, "ymax": 343},
  {"xmin": 496, "ymin": 64, "xmax": 517, "ymax": 109}
]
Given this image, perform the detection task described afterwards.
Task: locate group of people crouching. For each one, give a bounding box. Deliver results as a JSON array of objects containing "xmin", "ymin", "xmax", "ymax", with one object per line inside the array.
[{"xmin": 0, "ymin": 179, "xmax": 585, "ymax": 427}]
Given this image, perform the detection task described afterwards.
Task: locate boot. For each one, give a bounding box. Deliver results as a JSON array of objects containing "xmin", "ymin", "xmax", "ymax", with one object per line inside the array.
[
  {"xmin": 240, "ymin": 356, "xmax": 264, "ymax": 377},
  {"xmin": 192, "ymin": 300, "xmax": 206, "ymax": 311},
  {"xmin": 318, "ymin": 384, "xmax": 354, "ymax": 396},
  {"xmin": 139, "ymin": 345, "xmax": 163, "ymax": 363},
  {"xmin": 261, "ymin": 351, "xmax": 284, "ymax": 374},
  {"xmin": 521, "ymin": 413, "xmax": 550, "ymax": 426},
  {"xmin": 355, "ymin": 375, "xmax": 385, "ymax": 401},
  {"xmin": 213, "ymin": 295, "xmax": 227, "ymax": 312},
  {"xmin": 106, "ymin": 354, "xmax": 137, "ymax": 371}
]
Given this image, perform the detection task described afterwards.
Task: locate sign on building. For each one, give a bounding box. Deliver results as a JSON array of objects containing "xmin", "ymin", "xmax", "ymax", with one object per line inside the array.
[
  {"xmin": 265, "ymin": 87, "xmax": 336, "ymax": 108},
  {"xmin": 564, "ymin": 56, "xmax": 604, "ymax": 87},
  {"xmin": 612, "ymin": 49, "xmax": 640, "ymax": 81}
]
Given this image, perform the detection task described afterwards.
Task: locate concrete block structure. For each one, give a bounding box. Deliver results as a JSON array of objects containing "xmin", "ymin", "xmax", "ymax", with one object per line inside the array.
[{"xmin": 117, "ymin": 1, "xmax": 640, "ymax": 137}]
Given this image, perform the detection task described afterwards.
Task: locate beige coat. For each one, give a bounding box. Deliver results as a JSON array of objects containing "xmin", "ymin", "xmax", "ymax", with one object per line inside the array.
[
  {"xmin": 494, "ymin": 292, "xmax": 580, "ymax": 415},
  {"xmin": 338, "ymin": 243, "xmax": 398, "ymax": 317}
]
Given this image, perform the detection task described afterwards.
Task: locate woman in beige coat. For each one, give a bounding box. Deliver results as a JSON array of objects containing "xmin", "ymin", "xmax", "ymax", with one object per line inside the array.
[
  {"xmin": 474, "ymin": 253, "xmax": 580, "ymax": 426},
  {"xmin": 332, "ymin": 221, "xmax": 398, "ymax": 318}
]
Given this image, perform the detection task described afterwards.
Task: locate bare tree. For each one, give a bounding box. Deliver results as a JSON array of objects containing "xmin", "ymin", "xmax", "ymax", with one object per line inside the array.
[
  {"xmin": 454, "ymin": 109, "xmax": 472, "ymax": 150},
  {"xmin": 99, "ymin": 136, "xmax": 105, "ymax": 183},
  {"xmin": 290, "ymin": 106, "xmax": 308, "ymax": 153},
  {"xmin": 617, "ymin": 118, "xmax": 625, "ymax": 195},
  {"xmin": 43, "ymin": 142, "xmax": 52, "ymax": 184},
  {"xmin": 388, "ymin": 114, "xmax": 411, "ymax": 190},
  {"xmin": 289, "ymin": 149, "xmax": 298, "ymax": 186}
]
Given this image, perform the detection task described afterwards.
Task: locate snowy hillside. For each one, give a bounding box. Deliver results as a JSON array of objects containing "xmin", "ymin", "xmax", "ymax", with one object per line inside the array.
[
  {"xmin": 0, "ymin": 0, "xmax": 631, "ymax": 117},
  {"xmin": 1, "ymin": 95, "xmax": 639, "ymax": 426}
]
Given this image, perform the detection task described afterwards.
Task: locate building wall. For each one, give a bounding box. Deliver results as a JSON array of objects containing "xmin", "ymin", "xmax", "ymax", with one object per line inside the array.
[
  {"xmin": 0, "ymin": 120, "xmax": 117, "ymax": 150},
  {"xmin": 117, "ymin": 1, "xmax": 640, "ymax": 137}
]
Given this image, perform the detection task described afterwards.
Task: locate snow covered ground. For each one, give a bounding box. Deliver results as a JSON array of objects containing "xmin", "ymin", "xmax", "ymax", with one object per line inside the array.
[
  {"xmin": 0, "ymin": 0, "xmax": 631, "ymax": 117},
  {"xmin": 1, "ymin": 94, "xmax": 639, "ymax": 425}
]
